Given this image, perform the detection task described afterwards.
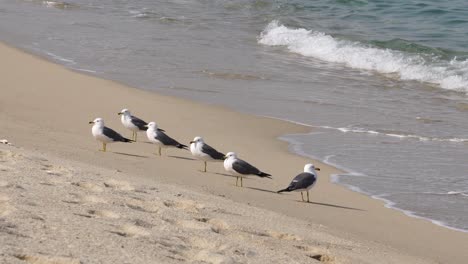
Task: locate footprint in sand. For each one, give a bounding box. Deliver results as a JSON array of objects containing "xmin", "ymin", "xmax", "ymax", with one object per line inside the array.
[
  {"xmin": 0, "ymin": 164, "xmax": 15, "ymax": 173},
  {"xmin": 40, "ymin": 178, "xmax": 67, "ymax": 186},
  {"xmin": 87, "ymin": 209, "xmax": 120, "ymax": 219},
  {"xmin": 133, "ymin": 219, "xmax": 154, "ymax": 229},
  {"xmin": 187, "ymin": 237, "xmax": 234, "ymax": 264},
  {"xmin": 192, "ymin": 250, "xmax": 234, "ymax": 264},
  {"xmin": 72, "ymin": 182, "xmax": 104, "ymax": 193},
  {"xmin": 104, "ymin": 179, "xmax": 134, "ymax": 191},
  {"xmin": 40, "ymin": 164, "xmax": 72, "ymax": 177},
  {"xmin": 1, "ymin": 218, "xmax": 31, "ymax": 240},
  {"xmin": 195, "ymin": 217, "xmax": 230, "ymax": 234},
  {"xmin": 308, "ymin": 254, "xmax": 335, "ymax": 263},
  {"xmin": 211, "ymin": 208, "xmax": 242, "ymax": 217},
  {"xmin": 114, "ymin": 223, "xmax": 150, "ymax": 237},
  {"xmin": 152, "ymin": 236, "xmax": 190, "ymax": 261},
  {"xmin": 267, "ymin": 230, "xmax": 302, "ymax": 241},
  {"xmin": 240, "ymin": 228, "xmax": 301, "ymax": 241},
  {"xmin": 125, "ymin": 199, "xmax": 160, "ymax": 213},
  {"xmin": 176, "ymin": 219, "xmax": 211, "ymax": 231},
  {"xmin": 14, "ymin": 254, "xmax": 81, "ymax": 264},
  {"xmin": 294, "ymin": 245, "xmax": 336, "ymax": 263},
  {"xmin": 62, "ymin": 193, "xmax": 106, "ymax": 204},
  {"xmin": 163, "ymin": 199, "xmax": 205, "ymax": 213}
]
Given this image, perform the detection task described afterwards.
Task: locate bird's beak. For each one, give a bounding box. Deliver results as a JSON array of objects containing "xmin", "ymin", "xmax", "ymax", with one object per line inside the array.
[
  {"xmin": 88, "ymin": 121, "xmax": 94, "ymax": 124},
  {"xmin": 223, "ymin": 155, "xmax": 227, "ymax": 159},
  {"xmin": 316, "ymin": 168, "xmax": 321, "ymax": 171},
  {"xmin": 144, "ymin": 125, "xmax": 148, "ymax": 128},
  {"xmin": 117, "ymin": 112, "xmax": 122, "ymax": 115},
  {"xmin": 189, "ymin": 141, "xmax": 195, "ymax": 144}
]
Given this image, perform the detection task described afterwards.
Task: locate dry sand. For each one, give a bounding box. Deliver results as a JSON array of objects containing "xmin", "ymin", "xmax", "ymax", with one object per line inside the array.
[
  {"xmin": 0, "ymin": 144, "xmax": 428, "ymax": 264},
  {"xmin": 0, "ymin": 42, "xmax": 467, "ymax": 263}
]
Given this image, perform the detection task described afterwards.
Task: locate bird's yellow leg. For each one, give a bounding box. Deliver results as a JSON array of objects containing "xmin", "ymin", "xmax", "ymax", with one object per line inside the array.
[
  {"xmin": 204, "ymin": 161, "xmax": 207, "ymax": 172},
  {"xmin": 100, "ymin": 143, "xmax": 107, "ymax": 152},
  {"xmin": 301, "ymin": 192, "xmax": 304, "ymax": 201}
]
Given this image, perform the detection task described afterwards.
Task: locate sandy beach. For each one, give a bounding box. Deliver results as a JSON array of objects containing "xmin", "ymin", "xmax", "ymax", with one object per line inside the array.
[{"xmin": 1, "ymin": 42, "xmax": 467, "ymax": 263}]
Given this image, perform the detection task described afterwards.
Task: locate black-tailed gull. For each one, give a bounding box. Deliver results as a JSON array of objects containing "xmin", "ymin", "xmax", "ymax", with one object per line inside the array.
[
  {"xmin": 189, "ymin": 136, "xmax": 224, "ymax": 172},
  {"xmin": 145, "ymin": 122, "xmax": 187, "ymax": 155},
  {"xmin": 277, "ymin": 163, "xmax": 320, "ymax": 202},
  {"xmin": 118, "ymin": 108, "xmax": 164, "ymax": 141},
  {"xmin": 223, "ymin": 152, "xmax": 271, "ymax": 187},
  {"xmin": 89, "ymin": 118, "xmax": 132, "ymax": 152}
]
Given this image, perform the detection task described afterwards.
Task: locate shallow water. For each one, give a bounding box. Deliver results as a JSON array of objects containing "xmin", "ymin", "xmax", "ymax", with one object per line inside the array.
[{"xmin": 1, "ymin": 0, "xmax": 467, "ymax": 231}]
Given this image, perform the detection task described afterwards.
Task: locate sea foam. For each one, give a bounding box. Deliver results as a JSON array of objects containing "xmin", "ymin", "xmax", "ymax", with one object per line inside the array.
[
  {"xmin": 258, "ymin": 21, "xmax": 468, "ymax": 93},
  {"xmin": 319, "ymin": 125, "xmax": 468, "ymax": 143}
]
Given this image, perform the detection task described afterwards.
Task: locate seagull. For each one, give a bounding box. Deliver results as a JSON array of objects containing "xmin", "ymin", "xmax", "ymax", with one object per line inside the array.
[
  {"xmin": 223, "ymin": 152, "xmax": 271, "ymax": 187},
  {"xmin": 118, "ymin": 108, "xmax": 164, "ymax": 141},
  {"xmin": 277, "ymin": 164, "xmax": 320, "ymax": 202},
  {"xmin": 89, "ymin": 118, "xmax": 133, "ymax": 152},
  {"xmin": 145, "ymin": 122, "xmax": 188, "ymax": 156},
  {"xmin": 189, "ymin": 136, "xmax": 225, "ymax": 172}
]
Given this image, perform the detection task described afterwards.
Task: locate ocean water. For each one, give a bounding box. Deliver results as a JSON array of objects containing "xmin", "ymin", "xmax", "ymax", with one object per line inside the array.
[{"xmin": 1, "ymin": 0, "xmax": 467, "ymax": 231}]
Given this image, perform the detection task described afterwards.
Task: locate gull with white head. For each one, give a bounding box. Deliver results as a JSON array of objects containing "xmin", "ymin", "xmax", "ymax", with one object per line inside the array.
[
  {"xmin": 277, "ymin": 163, "xmax": 320, "ymax": 202},
  {"xmin": 89, "ymin": 118, "xmax": 133, "ymax": 152},
  {"xmin": 189, "ymin": 136, "xmax": 225, "ymax": 172},
  {"xmin": 145, "ymin": 122, "xmax": 187, "ymax": 156},
  {"xmin": 223, "ymin": 152, "xmax": 271, "ymax": 187},
  {"xmin": 118, "ymin": 108, "xmax": 164, "ymax": 141}
]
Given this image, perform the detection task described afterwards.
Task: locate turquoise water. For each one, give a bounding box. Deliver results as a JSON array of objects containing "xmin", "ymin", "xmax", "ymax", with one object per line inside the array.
[
  {"xmin": 0, "ymin": 0, "xmax": 467, "ymax": 231},
  {"xmin": 273, "ymin": 0, "xmax": 468, "ymax": 53}
]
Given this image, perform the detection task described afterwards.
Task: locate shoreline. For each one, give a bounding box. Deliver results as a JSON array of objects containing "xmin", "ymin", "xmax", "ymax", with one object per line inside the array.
[
  {"xmin": 10, "ymin": 38, "xmax": 468, "ymax": 234},
  {"xmin": 1, "ymin": 41, "xmax": 468, "ymax": 263},
  {"xmin": 270, "ymin": 115, "xmax": 468, "ymax": 234}
]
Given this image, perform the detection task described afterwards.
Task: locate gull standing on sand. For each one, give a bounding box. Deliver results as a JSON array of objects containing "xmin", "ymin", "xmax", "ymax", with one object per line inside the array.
[
  {"xmin": 223, "ymin": 152, "xmax": 271, "ymax": 187},
  {"xmin": 118, "ymin": 108, "xmax": 161, "ymax": 141},
  {"xmin": 189, "ymin": 136, "xmax": 225, "ymax": 172},
  {"xmin": 277, "ymin": 164, "xmax": 320, "ymax": 202},
  {"xmin": 89, "ymin": 118, "xmax": 132, "ymax": 152},
  {"xmin": 145, "ymin": 122, "xmax": 188, "ymax": 156}
]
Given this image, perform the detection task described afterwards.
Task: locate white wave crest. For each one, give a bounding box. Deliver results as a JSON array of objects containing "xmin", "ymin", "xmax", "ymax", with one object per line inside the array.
[
  {"xmin": 258, "ymin": 21, "xmax": 468, "ymax": 93},
  {"xmin": 447, "ymin": 191, "xmax": 468, "ymax": 197}
]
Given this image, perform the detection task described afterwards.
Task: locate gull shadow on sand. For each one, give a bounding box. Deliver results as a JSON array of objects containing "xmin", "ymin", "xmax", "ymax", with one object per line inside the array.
[
  {"xmin": 167, "ymin": 155, "xmax": 196, "ymax": 161},
  {"xmin": 296, "ymin": 200, "xmax": 365, "ymax": 211},
  {"xmin": 113, "ymin": 152, "xmax": 149, "ymax": 159},
  {"xmin": 246, "ymin": 187, "xmax": 278, "ymax": 194},
  {"xmin": 214, "ymin": 172, "xmax": 238, "ymax": 179}
]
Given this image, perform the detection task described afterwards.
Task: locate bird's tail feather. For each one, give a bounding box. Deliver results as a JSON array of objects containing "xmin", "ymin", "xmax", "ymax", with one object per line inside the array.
[
  {"xmin": 177, "ymin": 144, "xmax": 188, "ymax": 150},
  {"xmin": 277, "ymin": 187, "xmax": 291, "ymax": 193},
  {"xmin": 257, "ymin": 172, "xmax": 272, "ymax": 178},
  {"xmin": 214, "ymin": 153, "xmax": 225, "ymax": 160},
  {"xmin": 121, "ymin": 138, "xmax": 134, "ymax": 143}
]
